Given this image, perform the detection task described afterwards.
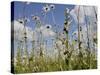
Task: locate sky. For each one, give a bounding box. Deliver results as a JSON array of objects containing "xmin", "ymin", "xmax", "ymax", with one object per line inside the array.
[
  {"xmin": 11, "ymin": 1, "xmax": 75, "ymax": 56},
  {"xmin": 12, "ymin": 1, "xmax": 75, "ymax": 31},
  {"xmin": 11, "ymin": 1, "xmax": 97, "ymax": 57}
]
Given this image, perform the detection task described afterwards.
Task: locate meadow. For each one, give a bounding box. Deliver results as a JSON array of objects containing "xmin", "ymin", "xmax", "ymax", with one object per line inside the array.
[{"xmin": 11, "ymin": 2, "xmax": 97, "ymax": 73}]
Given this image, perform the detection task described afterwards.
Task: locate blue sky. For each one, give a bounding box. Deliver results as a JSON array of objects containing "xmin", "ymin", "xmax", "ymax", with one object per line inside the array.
[
  {"xmin": 12, "ymin": 1, "xmax": 97, "ymax": 56},
  {"xmin": 11, "ymin": 1, "xmax": 97, "ymax": 57},
  {"xmin": 12, "ymin": 1, "xmax": 76, "ymax": 56},
  {"xmin": 12, "ymin": 1, "xmax": 75, "ymax": 32}
]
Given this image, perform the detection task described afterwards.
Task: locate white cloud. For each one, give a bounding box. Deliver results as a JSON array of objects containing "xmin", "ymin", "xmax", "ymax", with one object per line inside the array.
[
  {"xmin": 70, "ymin": 6, "xmax": 85, "ymax": 24},
  {"xmin": 70, "ymin": 8, "xmax": 78, "ymax": 24},
  {"xmin": 84, "ymin": 6, "xmax": 96, "ymax": 17},
  {"xmin": 34, "ymin": 24, "xmax": 56, "ymax": 38},
  {"xmin": 12, "ymin": 20, "xmax": 33, "ymax": 41},
  {"xmin": 12, "ymin": 20, "xmax": 56, "ymax": 42},
  {"xmin": 70, "ymin": 6, "xmax": 97, "ymax": 24},
  {"xmin": 70, "ymin": 5, "xmax": 97, "ymax": 50}
]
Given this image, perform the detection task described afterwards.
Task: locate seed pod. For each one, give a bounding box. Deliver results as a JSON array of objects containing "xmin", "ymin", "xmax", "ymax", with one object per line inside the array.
[{"xmin": 80, "ymin": 26, "xmax": 82, "ymax": 31}]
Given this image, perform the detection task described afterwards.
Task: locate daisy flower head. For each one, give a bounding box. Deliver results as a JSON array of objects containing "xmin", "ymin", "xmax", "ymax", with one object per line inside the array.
[
  {"xmin": 50, "ymin": 4, "xmax": 55, "ymax": 10},
  {"xmin": 18, "ymin": 18, "xmax": 24, "ymax": 24},
  {"xmin": 42, "ymin": 4, "xmax": 50, "ymax": 13},
  {"xmin": 45, "ymin": 24, "xmax": 52, "ymax": 29},
  {"xmin": 32, "ymin": 15, "xmax": 40, "ymax": 21}
]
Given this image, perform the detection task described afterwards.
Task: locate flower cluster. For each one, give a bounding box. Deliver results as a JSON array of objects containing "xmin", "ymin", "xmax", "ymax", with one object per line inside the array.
[{"xmin": 42, "ymin": 4, "xmax": 55, "ymax": 13}]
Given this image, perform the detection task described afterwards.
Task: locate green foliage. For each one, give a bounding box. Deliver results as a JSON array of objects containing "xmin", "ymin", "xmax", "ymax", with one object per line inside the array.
[{"xmin": 13, "ymin": 46, "xmax": 97, "ymax": 73}]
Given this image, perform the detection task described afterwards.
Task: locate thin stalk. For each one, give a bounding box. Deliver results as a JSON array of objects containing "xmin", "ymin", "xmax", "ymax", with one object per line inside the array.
[
  {"xmin": 83, "ymin": 6, "xmax": 91, "ymax": 68},
  {"xmin": 77, "ymin": 6, "xmax": 83, "ymax": 69}
]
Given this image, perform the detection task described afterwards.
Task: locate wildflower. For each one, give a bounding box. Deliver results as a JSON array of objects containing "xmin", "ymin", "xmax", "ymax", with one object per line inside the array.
[
  {"xmin": 50, "ymin": 4, "xmax": 55, "ymax": 9},
  {"xmin": 65, "ymin": 8, "xmax": 70, "ymax": 14},
  {"xmin": 18, "ymin": 17, "xmax": 30, "ymax": 24},
  {"xmin": 45, "ymin": 24, "xmax": 52, "ymax": 29},
  {"xmin": 24, "ymin": 17, "xmax": 30, "ymax": 22},
  {"xmin": 42, "ymin": 4, "xmax": 50, "ymax": 13},
  {"xmin": 18, "ymin": 19, "xmax": 24, "ymax": 24},
  {"xmin": 32, "ymin": 16, "xmax": 40, "ymax": 21}
]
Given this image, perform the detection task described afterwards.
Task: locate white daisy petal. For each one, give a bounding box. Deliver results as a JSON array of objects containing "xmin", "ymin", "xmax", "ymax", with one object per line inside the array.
[
  {"xmin": 50, "ymin": 4, "xmax": 55, "ymax": 9},
  {"xmin": 32, "ymin": 16, "xmax": 40, "ymax": 21},
  {"xmin": 42, "ymin": 5, "xmax": 50, "ymax": 13}
]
